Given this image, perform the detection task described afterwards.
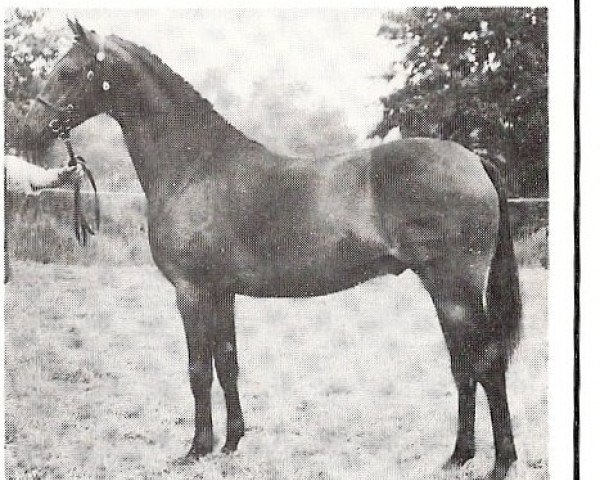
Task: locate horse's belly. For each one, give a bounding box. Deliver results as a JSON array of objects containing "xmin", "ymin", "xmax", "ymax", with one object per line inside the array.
[
  {"xmin": 222, "ymin": 220, "xmax": 398, "ymax": 297},
  {"xmin": 232, "ymin": 250, "xmax": 405, "ymax": 298}
]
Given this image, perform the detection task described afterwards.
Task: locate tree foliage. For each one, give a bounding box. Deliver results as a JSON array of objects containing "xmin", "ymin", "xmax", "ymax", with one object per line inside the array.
[
  {"xmin": 4, "ymin": 9, "xmax": 68, "ymax": 152},
  {"xmin": 372, "ymin": 8, "xmax": 548, "ymax": 196}
]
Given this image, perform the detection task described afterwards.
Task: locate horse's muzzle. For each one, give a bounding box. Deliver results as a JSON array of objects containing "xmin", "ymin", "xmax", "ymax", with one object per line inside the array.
[{"xmin": 22, "ymin": 103, "xmax": 57, "ymax": 157}]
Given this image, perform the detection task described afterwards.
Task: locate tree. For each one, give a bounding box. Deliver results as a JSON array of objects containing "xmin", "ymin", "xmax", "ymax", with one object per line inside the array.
[
  {"xmin": 372, "ymin": 8, "xmax": 548, "ymax": 196},
  {"xmin": 4, "ymin": 9, "xmax": 69, "ymax": 152}
]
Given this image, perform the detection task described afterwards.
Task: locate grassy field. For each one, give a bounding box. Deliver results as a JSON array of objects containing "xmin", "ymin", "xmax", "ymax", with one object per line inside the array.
[{"xmin": 5, "ymin": 263, "xmax": 547, "ymax": 479}]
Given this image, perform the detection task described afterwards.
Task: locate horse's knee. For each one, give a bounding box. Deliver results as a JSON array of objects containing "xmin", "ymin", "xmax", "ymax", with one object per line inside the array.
[
  {"xmin": 437, "ymin": 297, "xmax": 482, "ymax": 335},
  {"xmin": 451, "ymin": 372, "xmax": 476, "ymax": 392},
  {"xmin": 215, "ymin": 339, "xmax": 235, "ymax": 359},
  {"xmin": 438, "ymin": 296, "xmax": 509, "ymax": 381},
  {"xmin": 440, "ymin": 302, "xmax": 468, "ymax": 325}
]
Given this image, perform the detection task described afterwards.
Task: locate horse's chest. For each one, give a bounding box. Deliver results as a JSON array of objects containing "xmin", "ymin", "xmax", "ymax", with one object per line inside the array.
[{"xmin": 146, "ymin": 190, "xmax": 229, "ymax": 276}]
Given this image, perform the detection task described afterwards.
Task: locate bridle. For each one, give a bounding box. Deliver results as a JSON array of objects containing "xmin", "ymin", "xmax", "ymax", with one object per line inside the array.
[
  {"xmin": 36, "ymin": 42, "xmax": 109, "ymax": 131},
  {"xmin": 34, "ymin": 48, "xmax": 108, "ymax": 246}
]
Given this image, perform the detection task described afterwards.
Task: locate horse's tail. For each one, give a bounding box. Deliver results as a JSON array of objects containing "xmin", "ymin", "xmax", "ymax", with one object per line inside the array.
[{"xmin": 481, "ymin": 158, "xmax": 522, "ymax": 361}]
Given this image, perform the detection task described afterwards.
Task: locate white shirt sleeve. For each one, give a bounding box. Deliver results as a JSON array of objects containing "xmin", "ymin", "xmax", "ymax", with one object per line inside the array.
[{"xmin": 4, "ymin": 155, "xmax": 61, "ymax": 195}]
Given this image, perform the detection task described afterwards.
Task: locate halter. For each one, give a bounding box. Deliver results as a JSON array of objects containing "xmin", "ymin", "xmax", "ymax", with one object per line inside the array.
[
  {"xmin": 36, "ymin": 46, "xmax": 108, "ymax": 138},
  {"xmin": 34, "ymin": 48, "xmax": 106, "ymax": 246}
]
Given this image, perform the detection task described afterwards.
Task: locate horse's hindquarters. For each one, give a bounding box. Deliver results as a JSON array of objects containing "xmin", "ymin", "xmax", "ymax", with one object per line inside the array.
[{"xmin": 370, "ymin": 140, "xmax": 499, "ymax": 278}]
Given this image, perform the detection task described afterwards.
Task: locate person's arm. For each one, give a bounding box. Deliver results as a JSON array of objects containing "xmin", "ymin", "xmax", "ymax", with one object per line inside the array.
[{"xmin": 4, "ymin": 155, "xmax": 81, "ymax": 194}]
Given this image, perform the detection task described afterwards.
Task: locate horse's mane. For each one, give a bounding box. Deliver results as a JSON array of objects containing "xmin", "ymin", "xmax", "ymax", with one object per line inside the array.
[
  {"xmin": 109, "ymin": 36, "xmax": 217, "ymax": 110},
  {"xmin": 108, "ymin": 35, "xmax": 260, "ymax": 146}
]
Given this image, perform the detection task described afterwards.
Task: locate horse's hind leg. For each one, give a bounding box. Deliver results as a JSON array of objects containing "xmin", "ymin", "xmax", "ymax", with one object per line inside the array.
[
  {"xmin": 213, "ymin": 291, "xmax": 245, "ymax": 453},
  {"xmin": 176, "ymin": 283, "xmax": 215, "ymax": 459},
  {"xmin": 447, "ymin": 362, "xmax": 477, "ymax": 467},
  {"xmin": 418, "ymin": 262, "xmax": 517, "ymax": 479},
  {"xmin": 479, "ymin": 362, "xmax": 517, "ymax": 479},
  {"xmin": 418, "ymin": 267, "xmax": 480, "ymax": 466}
]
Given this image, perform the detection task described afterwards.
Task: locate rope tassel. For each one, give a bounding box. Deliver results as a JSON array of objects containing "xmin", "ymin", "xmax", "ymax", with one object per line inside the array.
[{"xmin": 64, "ymin": 139, "xmax": 100, "ymax": 246}]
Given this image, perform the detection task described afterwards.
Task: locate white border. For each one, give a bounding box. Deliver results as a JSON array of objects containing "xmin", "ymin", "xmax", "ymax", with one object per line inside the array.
[
  {"xmin": 2, "ymin": 1, "xmax": 577, "ymax": 478},
  {"xmin": 547, "ymin": 2, "xmax": 576, "ymax": 479}
]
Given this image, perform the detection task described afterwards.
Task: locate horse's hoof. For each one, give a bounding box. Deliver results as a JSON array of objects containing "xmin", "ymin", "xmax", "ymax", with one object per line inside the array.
[
  {"xmin": 482, "ymin": 459, "xmax": 516, "ymax": 480},
  {"xmin": 442, "ymin": 458, "xmax": 466, "ymax": 471},
  {"xmin": 221, "ymin": 437, "xmax": 242, "ymax": 454},
  {"xmin": 172, "ymin": 454, "xmax": 197, "ymax": 466},
  {"xmin": 174, "ymin": 444, "xmax": 212, "ymax": 464},
  {"xmin": 221, "ymin": 444, "xmax": 236, "ymax": 455},
  {"xmin": 442, "ymin": 450, "xmax": 475, "ymax": 469}
]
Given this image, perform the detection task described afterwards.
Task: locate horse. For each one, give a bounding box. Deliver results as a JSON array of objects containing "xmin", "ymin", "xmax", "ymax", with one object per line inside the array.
[{"xmin": 24, "ymin": 20, "xmax": 522, "ymax": 479}]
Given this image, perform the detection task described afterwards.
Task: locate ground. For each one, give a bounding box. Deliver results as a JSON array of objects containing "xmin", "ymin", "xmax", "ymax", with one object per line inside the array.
[{"xmin": 5, "ymin": 262, "xmax": 547, "ymax": 479}]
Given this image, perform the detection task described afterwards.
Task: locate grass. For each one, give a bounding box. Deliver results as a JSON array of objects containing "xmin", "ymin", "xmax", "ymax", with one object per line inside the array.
[
  {"xmin": 5, "ymin": 263, "xmax": 547, "ymax": 479},
  {"xmin": 6, "ymin": 191, "xmax": 152, "ymax": 266},
  {"xmin": 514, "ymin": 227, "xmax": 548, "ymax": 268}
]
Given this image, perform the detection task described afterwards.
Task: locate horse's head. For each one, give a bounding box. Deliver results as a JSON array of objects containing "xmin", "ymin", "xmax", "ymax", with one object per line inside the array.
[{"xmin": 25, "ymin": 19, "xmax": 133, "ymax": 150}]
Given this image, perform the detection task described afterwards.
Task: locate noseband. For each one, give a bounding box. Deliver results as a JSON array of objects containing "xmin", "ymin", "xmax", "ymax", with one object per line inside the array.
[
  {"xmin": 35, "ymin": 96, "xmax": 76, "ymax": 139},
  {"xmin": 35, "ymin": 95, "xmax": 100, "ymax": 246}
]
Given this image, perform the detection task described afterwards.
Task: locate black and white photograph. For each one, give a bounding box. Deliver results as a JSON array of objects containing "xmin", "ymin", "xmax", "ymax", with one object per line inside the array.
[{"xmin": 3, "ymin": 5, "xmax": 575, "ymax": 479}]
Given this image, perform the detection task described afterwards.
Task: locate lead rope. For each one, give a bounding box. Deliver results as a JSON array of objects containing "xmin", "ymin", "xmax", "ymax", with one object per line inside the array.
[
  {"xmin": 62, "ymin": 135, "xmax": 100, "ymax": 246},
  {"xmin": 36, "ymin": 96, "xmax": 101, "ymax": 246}
]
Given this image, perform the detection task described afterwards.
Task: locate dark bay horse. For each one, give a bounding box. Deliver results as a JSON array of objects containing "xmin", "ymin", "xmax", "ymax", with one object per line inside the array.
[{"xmin": 25, "ymin": 20, "xmax": 522, "ymax": 479}]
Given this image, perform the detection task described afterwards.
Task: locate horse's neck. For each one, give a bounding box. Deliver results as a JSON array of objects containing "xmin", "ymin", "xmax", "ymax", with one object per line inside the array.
[{"xmin": 110, "ymin": 82, "xmax": 258, "ymax": 203}]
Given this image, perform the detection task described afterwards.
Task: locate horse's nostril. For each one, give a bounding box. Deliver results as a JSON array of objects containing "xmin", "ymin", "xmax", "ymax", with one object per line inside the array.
[{"xmin": 19, "ymin": 121, "xmax": 53, "ymax": 160}]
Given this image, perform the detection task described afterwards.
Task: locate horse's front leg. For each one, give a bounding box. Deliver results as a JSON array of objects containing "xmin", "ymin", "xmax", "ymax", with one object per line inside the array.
[
  {"xmin": 213, "ymin": 291, "xmax": 245, "ymax": 453},
  {"xmin": 176, "ymin": 283, "xmax": 215, "ymax": 459}
]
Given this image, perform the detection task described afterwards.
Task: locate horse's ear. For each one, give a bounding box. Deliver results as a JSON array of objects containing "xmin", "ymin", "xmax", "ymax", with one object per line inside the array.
[
  {"xmin": 67, "ymin": 17, "xmax": 94, "ymax": 43},
  {"xmin": 67, "ymin": 17, "xmax": 78, "ymax": 37},
  {"xmin": 67, "ymin": 18, "xmax": 104, "ymax": 52}
]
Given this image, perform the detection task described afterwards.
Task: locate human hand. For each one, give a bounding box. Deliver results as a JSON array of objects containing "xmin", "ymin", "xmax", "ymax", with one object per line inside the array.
[{"xmin": 56, "ymin": 164, "xmax": 85, "ymax": 185}]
